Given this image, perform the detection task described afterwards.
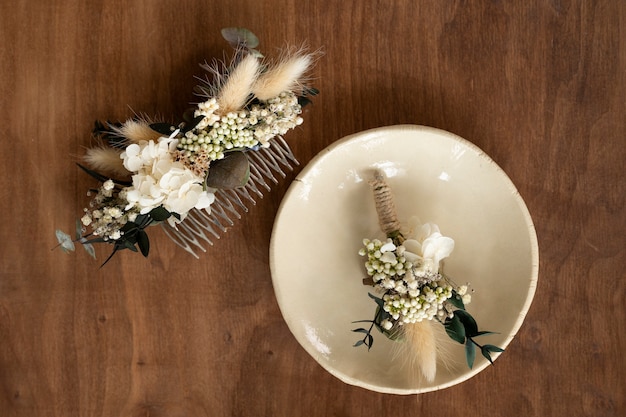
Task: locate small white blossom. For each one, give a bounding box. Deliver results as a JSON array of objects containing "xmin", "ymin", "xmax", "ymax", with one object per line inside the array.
[
  {"xmin": 462, "ymin": 294, "xmax": 472, "ymax": 305},
  {"xmin": 103, "ymin": 179, "xmax": 115, "ymax": 191}
]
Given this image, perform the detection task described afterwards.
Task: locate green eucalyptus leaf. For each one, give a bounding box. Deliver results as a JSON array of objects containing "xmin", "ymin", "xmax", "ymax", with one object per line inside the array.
[
  {"xmin": 466, "ymin": 340, "xmax": 476, "ymax": 369},
  {"xmin": 353, "ymin": 340, "xmax": 364, "ymax": 347},
  {"xmin": 367, "ymin": 293, "xmax": 384, "ymax": 309},
  {"xmin": 352, "ymin": 328, "xmax": 369, "ymax": 334},
  {"xmin": 298, "ymin": 96, "xmax": 313, "ymax": 107},
  {"xmin": 447, "ymin": 291, "xmax": 465, "ymax": 310},
  {"xmin": 182, "ymin": 115, "xmax": 206, "ymax": 133},
  {"xmin": 122, "ymin": 240, "xmax": 138, "ymax": 252},
  {"xmin": 221, "ymin": 27, "xmax": 259, "ymax": 48},
  {"xmin": 445, "ymin": 314, "xmax": 466, "ymax": 344},
  {"xmin": 484, "ymin": 344, "xmax": 504, "ymax": 353},
  {"xmin": 481, "ymin": 346, "xmax": 494, "ymax": 364},
  {"xmin": 149, "ymin": 122, "xmax": 176, "ymax": 135},
  {"xmin": 247, "ymin": 48, "xmax": 264, "ymax": 58},
  {"xmin": 75, "ymin": 220, "xmax": 84, "ymax": 240},
  {"xmin": 205, "ymin": 151, "xmax": 250, "ymax": 189},
  {"xmin": 137, "ymin": 230, "xmax": 150, "ymax": 257},
  {"xmin": 55, "ymin": 230, "xmax": 75, "ymax": 253},
  {"xmin": 83, "ymin": 243, "xmax": 96, "ymax": 259},
  {"xmin": 480, "ymin": 344, "xmax": 504, "ymax": 365},
  {"xmin": 455, "ymin": 309, "xmax": 479, "ymax": 337},
  {"xmin": 149, "ymin": 206, "xmax": 172, "ymax": 222},
  {"xmin": 132, "ymin": 214, "xmax": 151, "ymax": 228},
  {"xmin": 474, "ymin": 331, "xmax": 497, "ymax": 337}
]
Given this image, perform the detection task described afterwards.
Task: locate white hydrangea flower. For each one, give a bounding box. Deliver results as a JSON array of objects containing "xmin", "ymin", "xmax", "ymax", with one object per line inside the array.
[
  {"xmin": 121, "ymin": 143, "xmax": 144, "ymax": 172},
  {"xmin": 161, "ymin": 169, "xmax": 214, "ymax": 215},
  {"xmin": 121, "ymin": 135, "xmax": 215, "ymax": 217},
  {"xmin": 401, "ymin": 222, "xmax": 454, "ymax": 274}
]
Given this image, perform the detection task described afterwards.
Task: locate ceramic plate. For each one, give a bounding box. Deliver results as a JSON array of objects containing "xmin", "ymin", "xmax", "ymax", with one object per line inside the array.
[{"xmin": 269, "ymin": 125, "xmax": 538, "ymax": 394}]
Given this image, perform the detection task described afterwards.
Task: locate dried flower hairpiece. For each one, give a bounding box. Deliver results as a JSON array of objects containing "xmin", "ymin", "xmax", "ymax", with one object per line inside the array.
[
  {"xmin": 55, "ymin": 28, "xmax": 318, "ymax": 265},
  {"xmin": 352, "ymin": 171, "xmax": 503, "ymax": 382}
]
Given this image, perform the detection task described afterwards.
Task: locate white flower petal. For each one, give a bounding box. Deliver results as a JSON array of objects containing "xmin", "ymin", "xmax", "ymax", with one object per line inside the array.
[
  {"xmin": 380, "ymin": 241, "xmax": 396, "ymax": 253},
  {"xmin": 380, "ymin": 252, "xmax": 396, "ymax": 264}
]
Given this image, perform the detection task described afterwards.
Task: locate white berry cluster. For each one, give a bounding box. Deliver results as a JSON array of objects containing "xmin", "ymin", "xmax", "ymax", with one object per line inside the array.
[
  {"xmin": 80, "ymin": 180, "xmax": 139, "ymax": 241},
  {"xmin": 177, "ymin": 91, "xmax": 303, "ymax": 170},
  {"xmin": 382, "ymin": 281, "xmax": 453, "ymax": 325},
  {"xmin": 359, "ymin": 238, "xmax": 410, "ymax": 283},
  {"xmin": 359, "ymin": 237, "xmax": 456, "ymax": 327}
]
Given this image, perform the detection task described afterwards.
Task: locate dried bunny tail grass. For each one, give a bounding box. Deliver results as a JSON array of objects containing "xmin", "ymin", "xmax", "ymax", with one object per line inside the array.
[
  {"xmin": 216, "ymin": 53, "xmax": 260, "ymax": 114},
  {"xmin": 83, "ymin": 147, "xmax": 130, "ymax": 178},
  {"xmin": 391, "ymin": 320, "xmax": 458, "ymax": 384},
  {"xmin": 112, "ymin": 119, "xmax": 162, "ymax": 144},
  {"xmin": 403, "ymin": 320, "xmax": 438, "ymax": 382},
  {"xmin": 252, "ymin": 46, "xmax": 316, "ymax": 100}
]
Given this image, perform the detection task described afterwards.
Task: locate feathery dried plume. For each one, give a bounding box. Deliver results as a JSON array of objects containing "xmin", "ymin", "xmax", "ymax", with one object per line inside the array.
[
  {"xmin": 216, "ymin": 54, "xmax": 260, "ymax": 114},
  {"xmin": 83, "ymin": 147, "xmax": 129, "ymax": 178},
  {"xmin": 113, "ymin": 119, "xmax": 162, "ymax": 144},
  {"xmin": 404, "ymin": 320, "xmax": 438, "ymax": 382},
  {"xmin": 252, "ymin": 50, "xmax": 314, "ymax": 101}
]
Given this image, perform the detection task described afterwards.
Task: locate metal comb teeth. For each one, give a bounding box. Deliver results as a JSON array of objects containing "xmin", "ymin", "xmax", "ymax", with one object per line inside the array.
[{"xmin": 160, "ymin": 135, "xmax": 298, "ymax": 257}]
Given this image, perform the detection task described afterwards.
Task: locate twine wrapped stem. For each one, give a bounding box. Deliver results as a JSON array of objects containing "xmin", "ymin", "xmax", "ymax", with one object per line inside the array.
[{"xmin": 368, "ymin": 170, "xmax": 404, "ymax": 244}]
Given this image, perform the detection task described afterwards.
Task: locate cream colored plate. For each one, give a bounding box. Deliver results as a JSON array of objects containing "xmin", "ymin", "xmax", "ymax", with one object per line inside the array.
[{"xmin": 270, "ymin": 125, "xmax": 538, "ymax": 394}]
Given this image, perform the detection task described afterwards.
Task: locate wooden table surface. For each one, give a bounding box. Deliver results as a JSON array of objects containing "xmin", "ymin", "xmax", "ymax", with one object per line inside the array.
[{"xmin": 1, "ymin": 1, "xmax": 624, "ymax": 416}]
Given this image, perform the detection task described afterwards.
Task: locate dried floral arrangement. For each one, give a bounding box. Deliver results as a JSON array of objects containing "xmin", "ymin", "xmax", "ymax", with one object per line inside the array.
[
  {"xmin": 55, "ymin": 28, "xmax": 318, "ymax": 265},
  {"xmin": 352, "ymin": 171, "xmax": 503, "ymax": 382}
]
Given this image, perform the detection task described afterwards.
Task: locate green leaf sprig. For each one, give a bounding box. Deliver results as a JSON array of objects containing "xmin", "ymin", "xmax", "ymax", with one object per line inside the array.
[
  {"xmin": 443, "ymin": 301, "xmax": 504, "ymax": 368},
  {"xmin": 352, "ymin": 293, "xmax": 403, "ymax": 350}
]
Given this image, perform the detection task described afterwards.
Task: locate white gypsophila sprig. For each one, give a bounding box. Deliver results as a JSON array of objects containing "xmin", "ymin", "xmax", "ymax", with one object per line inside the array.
[{"xmin": 81, "ymin": 180, "xmax": 139, "ymax": 241}]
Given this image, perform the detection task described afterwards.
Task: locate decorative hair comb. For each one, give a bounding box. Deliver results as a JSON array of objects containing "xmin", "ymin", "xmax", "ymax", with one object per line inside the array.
[
  {"xmin": 55, "ymin": 28, "xmax": 318, "ymax": 264},
  {"xmin": 352, "ymin": 171, "xmax": 503, "ymax": 382}
]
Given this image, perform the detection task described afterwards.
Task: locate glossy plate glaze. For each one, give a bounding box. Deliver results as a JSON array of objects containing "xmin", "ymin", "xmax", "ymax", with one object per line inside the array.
[{"xmin": 269, "ymin": 125, "xmax": 539, "ymax": 394}]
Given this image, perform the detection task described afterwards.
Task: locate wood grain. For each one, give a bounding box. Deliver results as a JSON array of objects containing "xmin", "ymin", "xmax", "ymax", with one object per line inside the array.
[{"xmin": 1, "ymin": 1, "xmax": 624, "ymax": 416}]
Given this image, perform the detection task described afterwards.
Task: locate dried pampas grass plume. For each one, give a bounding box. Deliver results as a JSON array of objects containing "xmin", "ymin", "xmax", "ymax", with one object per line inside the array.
[
  {"xmin": 216, "ymin": 54, "xmax": 260, "ymax": 114},
  {"xmin": 252, "ymin": 49, "xmax": 314, "ymax": 101},
  {"xmin": 403, "ymin": 320, "xmax": 438, "ymax": 382},
  {"xmin": 83, "ymin": 147, "xmax": 129, "ymax": 178}
]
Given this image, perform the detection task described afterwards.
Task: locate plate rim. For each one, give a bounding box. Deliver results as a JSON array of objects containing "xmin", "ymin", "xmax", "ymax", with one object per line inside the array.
[{"xmin": 270, "ymin": 124, "xmax": 539, "ymax": 394}]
